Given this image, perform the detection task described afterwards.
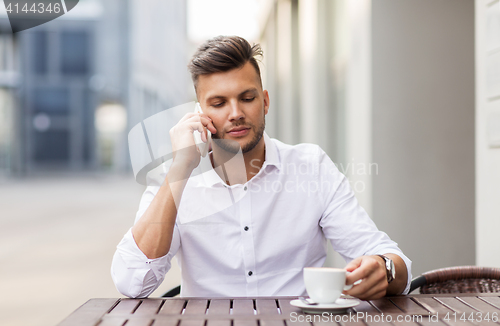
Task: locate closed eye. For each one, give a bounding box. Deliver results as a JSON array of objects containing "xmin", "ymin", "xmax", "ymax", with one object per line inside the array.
[
  {"xmin": 212, "ymin": 102, "xmax": 225, "ymax": 108},
  {"xmin": 242, "ymin": 97, "xmax": 255, "ymax": 102}
]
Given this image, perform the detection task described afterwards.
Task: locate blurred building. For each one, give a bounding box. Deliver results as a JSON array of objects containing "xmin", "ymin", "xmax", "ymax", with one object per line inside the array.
[
  {"xmin": 0, "ymin": 0, "xmax": 120, "ymax": 173},
  {"xmin": 0, "ymin": 18, "xmax": 20, "ymax": 176},
  {"xmin": 127, "ymin": 0, "xmax": 192, "ymax": 128},
  {"xmin": 0, "ymin": 0, "xmax": 190, "ymax": 175}
]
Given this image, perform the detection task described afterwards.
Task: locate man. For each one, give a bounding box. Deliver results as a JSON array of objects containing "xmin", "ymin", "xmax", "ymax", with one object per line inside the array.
[{"xmin": 111, "ymin": 36, "xmax": 411, "ymax": 299}]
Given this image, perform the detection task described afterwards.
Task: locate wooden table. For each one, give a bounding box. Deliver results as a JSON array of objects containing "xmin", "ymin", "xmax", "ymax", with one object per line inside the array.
[{"xmin": 58, "ymin": 293, "xmax": 500, "ymax": 326}]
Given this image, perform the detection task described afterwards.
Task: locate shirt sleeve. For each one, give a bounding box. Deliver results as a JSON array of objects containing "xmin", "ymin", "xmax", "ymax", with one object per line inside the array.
[
  {"xmin": 317, "ymin": 151, "xmax": 412, "ymax": 295},
  {"xmin": 111, "ymin": 182, "xmax": 181, "ymax": 298}
]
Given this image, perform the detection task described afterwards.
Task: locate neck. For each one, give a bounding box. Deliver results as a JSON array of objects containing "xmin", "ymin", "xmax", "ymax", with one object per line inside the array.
[{"xmin": 210, "ymin": 138, "xmax": 266, "ymax": 185}]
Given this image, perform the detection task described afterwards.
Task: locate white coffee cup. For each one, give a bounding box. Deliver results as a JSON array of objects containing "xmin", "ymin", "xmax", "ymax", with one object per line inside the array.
[{"xmin": 303, "ymin": 267, "xmax": 353, "ymax": 304}]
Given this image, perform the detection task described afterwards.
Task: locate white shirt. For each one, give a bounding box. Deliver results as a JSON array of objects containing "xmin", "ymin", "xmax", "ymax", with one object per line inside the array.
[{"xmin": 111, "ymin": 133, "xmax": 412, "ymax": 298}]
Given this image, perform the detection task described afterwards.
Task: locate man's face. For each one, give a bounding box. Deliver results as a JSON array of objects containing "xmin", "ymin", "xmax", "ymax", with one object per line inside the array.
[{"xmin": 196, "ymin": 62, "xmax": 269, "ymax": 154}]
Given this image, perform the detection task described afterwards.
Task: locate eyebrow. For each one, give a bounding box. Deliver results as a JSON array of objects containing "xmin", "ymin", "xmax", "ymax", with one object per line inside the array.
[{"xmin": 206, "ymin": 88, "xmax": 258, "ymax": 101}]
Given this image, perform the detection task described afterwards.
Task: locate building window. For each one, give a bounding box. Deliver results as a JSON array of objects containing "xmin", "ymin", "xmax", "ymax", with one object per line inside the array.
[
  {"xmin": 33, "ymin": 87, "xmax": 70, "ymax": 114},
  {"xmin": 32, "ymin": 31, "xmax": 48, "ymax": 75},
  {"xmin": 34, "ymin": 130, "xmax": 70, "ymax": 162},
  {"xmin": 60, "ymin": 31, "xmax": 90, "ymax": 75}
]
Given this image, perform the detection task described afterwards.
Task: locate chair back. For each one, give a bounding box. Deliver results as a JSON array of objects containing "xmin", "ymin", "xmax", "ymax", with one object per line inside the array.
[{"xmin": 410, "ymin": 266, "xmax": 500, "ymax": 294}]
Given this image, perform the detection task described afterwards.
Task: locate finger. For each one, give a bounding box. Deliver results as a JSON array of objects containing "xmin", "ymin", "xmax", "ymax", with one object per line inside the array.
[
  {"xmin": 345, "ymin": 257, "xmax": 380, "ymax": 284},
  {"xmin": 198, "ymin": 113, "xmax": 212, "ymax": 122},
  {"xmin": 344, "ymin": 266, "xmax": 387, "ymax": 298},
  {"xmin": 199, "ymin": 117, "xmax": 217, "ymax": 135},
  {"xmin": 184, "ymin": 115, "xmax": 216, "ymax": 135},
  {"xmin": 345, "ymin": 257, "xmax": 362, "ymax": 273},
  {"xmin": 345, "ymin": 275, "xmax": 385, "ymax": 298},
  {"xmin": 180, "ymin": 117, "xmax": 208, "ymax": 140},
  {"xmin": 346, "ymin": 268, "xmax": 369, "ymax": 284},
  {"xmin": 179, "ymin": 112, "xmax": 200, "ymax": 123},
  {"xmin": 186, "ymin": 121, "xmax": 207, "ymax": 139}
]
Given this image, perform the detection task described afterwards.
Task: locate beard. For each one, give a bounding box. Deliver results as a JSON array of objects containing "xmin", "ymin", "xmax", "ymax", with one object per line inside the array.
[{"xmin": 212, "ymin": 117, "xmax": 266, "ymax": 154}]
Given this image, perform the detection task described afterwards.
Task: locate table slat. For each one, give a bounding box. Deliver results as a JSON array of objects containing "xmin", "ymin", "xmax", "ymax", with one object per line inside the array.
[
  {"xmin": 208, "ymin": 299, "xmax": 231, "ymax": 315},
  {"xmin": 207, "ymin": 320, "xmax": 232, "ymax": 326},
  {"xmin": 389, "ymin": 297, "xmax": 431, "ymax": 314},
  {"xmin": 391, "ymin": 320, "xmax": 420, "ymax": 326},
  {"xmin": 147, "ymin": 318, "xmax": 178, "ymax": 326},
  {"xmin": 260, "ymin": 320, "xmax": 285, "ymax": 326},
  {"xmin": 337, "ymin": 320, "xmax": 366, "ymax": 326},
  {"xmin": 277, "ymin": 299, "xmax": 301, "ymax": 315},
  {"xmin": 289, "ymin": 321, "xmax": 314, "ymax": 326},
  {"xmin": 232, "ymin": 299, "xmax": 255, "ymax": 315},
  {"xmin": 352, "ymin": 300, "xmax": 380, "ymax": 314},
  {"xmin": 479, "ymin": 296, "xmax": 500, "ymax": 309},
  {"xmin": 369, "ymin": 298, "xmax": 403, "ymax": 314},
  {"xmin": 233, "ymin": 320, "xmax": 258, "ymax": 326},
  {"xmin": 108, "ymin": 299, "xmax": 141, "ymax": 315},
  {"xmin": 123, "ymin": 318, "xmax": 154, "ymax": 326},
  {"xmin": 96, "ymin": 318, "xmax": 128, "ymax": 326},
  {"xmin": 312, "ymin": 322, "xmax": 341, "ymax": 326},
  {"xmin": 184, "ymin": 299, "xmax": 208, "ymax": 315},
  {"xmin": 180, "ymin": 320, "xmax": 205, "ymax": 326},
  {"xmin": 458, "ymin": 296, "xmax": 500, "ymax": 313},
  {"xmin": 434, "ymin": 297, "xmax": 478, "ymax": 314},
  {"xmin": 256, "ymin": 299, "xmax": 279, "ymax": 315},
  {"xmin": 363, "ymin": 317, "xmax": 393, "ymax": 326},
  {"xmin": 134, "ymin": 299, "xmax": 163, "ymax": 315},
  {"xmin": 57, "ymin": 298, "xmax": 119, "ymax": 326},
  {"xmin": 415, "ymin": 316, "xmax": 449, "ymax": 326},
  {"xmin": 412, "ymin": 297, "xmax": 453, "ymax": 314},
  {"xmin": 436, "ymin": 317, "xmax": 475, "ymax": 326},
  {"xmin": 159, "ymin": 299, "xmax": 186, "ymax": 315}
]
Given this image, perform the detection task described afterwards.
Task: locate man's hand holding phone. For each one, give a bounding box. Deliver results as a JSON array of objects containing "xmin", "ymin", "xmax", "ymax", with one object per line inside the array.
[
  {"xmin": 132, "ymin": 104, "xmax": 216, "ymax": 260},
  {"xmin": 169, "ymin": 103, "xmax": 217, "ymax": 173}
]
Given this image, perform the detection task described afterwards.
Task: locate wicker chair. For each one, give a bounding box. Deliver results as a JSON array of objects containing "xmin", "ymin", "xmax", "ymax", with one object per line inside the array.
[{"xmin": 409, "ymin": 266, "xmax": 500, "ymax": 294}]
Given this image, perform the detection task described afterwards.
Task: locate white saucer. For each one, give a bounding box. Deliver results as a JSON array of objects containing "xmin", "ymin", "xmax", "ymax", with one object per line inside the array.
[{"xmin": 290, "ymin": 298, "xmax": 360, "ymax": 314}]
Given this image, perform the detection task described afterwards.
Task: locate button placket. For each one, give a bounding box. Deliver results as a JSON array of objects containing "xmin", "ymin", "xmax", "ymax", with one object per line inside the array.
[{"xmin": 239, "ymin": 190, "xmax": 257, "ymax": 295}]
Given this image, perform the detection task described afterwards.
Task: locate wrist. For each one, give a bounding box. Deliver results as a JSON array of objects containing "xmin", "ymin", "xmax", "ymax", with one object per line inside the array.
[
  {"xmin": 168, "ymin": 161, "xmax": 196, "ymax": 183},
  {"xmin": 377, "ymin": 254, "xmax": 396, "ymax": 284}
]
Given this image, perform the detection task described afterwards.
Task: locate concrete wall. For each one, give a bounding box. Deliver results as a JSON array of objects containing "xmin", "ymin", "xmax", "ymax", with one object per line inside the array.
[
  {"xmin": 475, "ymin": 0, "xmax": 500, "ymax": 268},
  {"xmin": 371, "ymin": 0, "xmax": 476, "ymax": 276}
]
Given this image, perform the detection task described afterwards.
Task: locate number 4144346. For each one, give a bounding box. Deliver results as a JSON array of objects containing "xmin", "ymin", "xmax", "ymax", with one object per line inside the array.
[
  {"xmin": 5, "ymin": 2, "xmax": 62, "ymax": 14},
  {"xmin": 443, "ymin": 312, "xmax": 498, "ymax": 323}
]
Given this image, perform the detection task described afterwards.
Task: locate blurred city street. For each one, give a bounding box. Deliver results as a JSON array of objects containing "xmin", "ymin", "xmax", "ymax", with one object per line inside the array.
[{"xmin": 0, "ymin": 174, "xmax": 181, "ymax": 326}]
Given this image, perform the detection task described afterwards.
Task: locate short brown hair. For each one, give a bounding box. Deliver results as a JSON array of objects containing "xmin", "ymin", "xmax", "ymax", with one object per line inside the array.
[{"xmin": 188, "ymin": 36, "xmax": 263, "ymax": 91}]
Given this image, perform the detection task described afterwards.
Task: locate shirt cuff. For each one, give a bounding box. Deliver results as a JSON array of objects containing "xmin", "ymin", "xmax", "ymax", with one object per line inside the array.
[{"xmin": 116, "ymin": 228, "xmax": 172, "ymax": 281}]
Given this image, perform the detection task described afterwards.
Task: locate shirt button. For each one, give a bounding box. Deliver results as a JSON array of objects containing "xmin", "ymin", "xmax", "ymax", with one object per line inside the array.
[
  {"xmin": 248, "ymin": 271, "xmax": 253, "ymax": 276},
  {"xmin": 244, "ymin": 226, "xmax": 249, "ymax": 231},
  {"xmin": 244, "ymin": 186, "xmax": 247, "ymax": 191}
]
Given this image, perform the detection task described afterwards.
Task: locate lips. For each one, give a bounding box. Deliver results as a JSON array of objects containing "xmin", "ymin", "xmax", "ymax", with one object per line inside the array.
[{"xmin": 227, "ymin": 127, "xmax": 250, "ymax": 137}]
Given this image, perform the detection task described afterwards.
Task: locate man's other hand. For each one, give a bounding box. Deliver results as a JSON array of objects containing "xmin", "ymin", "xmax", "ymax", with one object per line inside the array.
[
  {"xmin": 343, "ymin": 253, "xmax": 408, "ymax": 300},
  {"xmin": 343, "ymin": 255, "xmax": 388, "ymax": 300}
]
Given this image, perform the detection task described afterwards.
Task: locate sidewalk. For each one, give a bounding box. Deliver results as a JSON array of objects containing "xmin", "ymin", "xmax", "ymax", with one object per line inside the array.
[{"xmin": 0, "ymin": 174, "xmax": 181, "ymax": 326}]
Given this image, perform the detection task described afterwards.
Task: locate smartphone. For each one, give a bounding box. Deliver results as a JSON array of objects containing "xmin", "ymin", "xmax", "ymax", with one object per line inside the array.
[{"xmin": 193, "ymin": 102, "xmax": 212, "ymax": 157}]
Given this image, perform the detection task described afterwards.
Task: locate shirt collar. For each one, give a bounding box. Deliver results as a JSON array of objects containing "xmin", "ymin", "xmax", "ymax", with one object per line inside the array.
[
  {"xmin": 262, "ymin": 132, "xmax": 281, "ymax": 169},
  {"xmin": 198, "ymin": 132, "xmax": 281, "ymax": 187}
]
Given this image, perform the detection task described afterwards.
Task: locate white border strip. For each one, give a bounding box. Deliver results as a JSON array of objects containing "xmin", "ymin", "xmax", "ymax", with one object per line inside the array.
[{"xmin": 60, "ymin": 0, "xmax": 68, "ymax": 13}]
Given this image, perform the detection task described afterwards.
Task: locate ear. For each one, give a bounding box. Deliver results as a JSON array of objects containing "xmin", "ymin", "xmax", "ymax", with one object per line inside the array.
[{"xmin": 263, "ymin": 90, "xmax": 270, "ymax": 115}]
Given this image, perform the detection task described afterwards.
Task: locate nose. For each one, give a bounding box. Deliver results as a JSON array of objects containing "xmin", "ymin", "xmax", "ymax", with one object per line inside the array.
[{"xmin": 228, "ymin": 100, "xmax": 245, "ymax": 122}]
